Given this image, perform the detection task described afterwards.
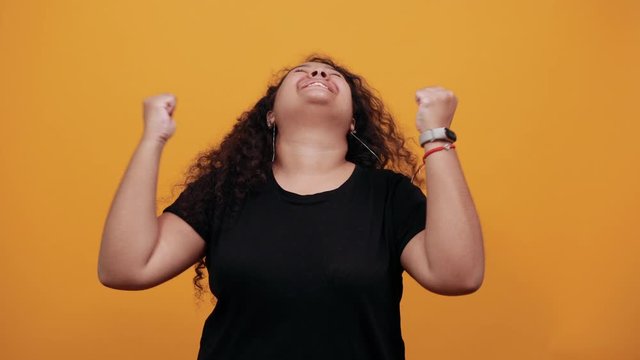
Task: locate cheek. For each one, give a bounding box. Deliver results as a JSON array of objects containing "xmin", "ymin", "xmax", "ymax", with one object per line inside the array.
[
  {"xmin": 339, "ymin": 84, "xmax": 353, "ymax": 105},
  {"xmin": 274, "ymin": 79, "xmax": 297, "ymax": 103}
]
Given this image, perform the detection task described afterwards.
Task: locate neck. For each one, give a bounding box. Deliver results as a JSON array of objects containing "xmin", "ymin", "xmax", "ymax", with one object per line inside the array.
[{"xmin": 272, "ymin": 127, "xmax": 350, "ymax": 176}]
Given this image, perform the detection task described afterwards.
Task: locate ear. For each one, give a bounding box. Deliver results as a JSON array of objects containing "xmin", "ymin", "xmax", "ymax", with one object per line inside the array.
[
  {"xmin": 350, "ymin": 119, "xmax": 355, "ymax": 132},
  {"xmin": 267, "ymin": 111, "xmax": 275, "ymax": 125}
]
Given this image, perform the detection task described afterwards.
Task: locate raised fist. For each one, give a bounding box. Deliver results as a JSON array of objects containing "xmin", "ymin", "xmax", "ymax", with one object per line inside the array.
[
  {"xmin": 142, "ymin": 93, "xmax": 177, "ymax": 143},
  {"xmin": 415, "ymin": 86, "xmax": 457, "ymax": 132}
]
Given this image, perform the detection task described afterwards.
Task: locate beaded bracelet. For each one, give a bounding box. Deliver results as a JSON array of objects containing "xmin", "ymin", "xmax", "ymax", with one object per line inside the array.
[{"xmin": 422, "ymin": 142, "xmax": 456, "ymax": 163}]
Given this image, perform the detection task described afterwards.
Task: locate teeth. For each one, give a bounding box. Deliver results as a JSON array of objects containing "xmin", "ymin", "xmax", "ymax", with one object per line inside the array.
[{"xmin": 305, "ymin": 82, "xmax": 329, "ymax": 89}]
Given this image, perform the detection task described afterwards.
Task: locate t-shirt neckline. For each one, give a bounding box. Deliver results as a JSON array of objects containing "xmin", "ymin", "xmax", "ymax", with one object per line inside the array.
[{"xmin": 268, "ymin": 163, "xmax": 360, "ymax": 204}]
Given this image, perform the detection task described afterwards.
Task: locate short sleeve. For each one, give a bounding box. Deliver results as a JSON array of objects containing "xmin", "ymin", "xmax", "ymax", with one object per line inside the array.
[
  {"xmin": 390, "ymin": 174, "xmax": 427, "ymax": 257},
  {"xmin": 162, "ymin": 178, "xmax": 214, "ymax": 243}
]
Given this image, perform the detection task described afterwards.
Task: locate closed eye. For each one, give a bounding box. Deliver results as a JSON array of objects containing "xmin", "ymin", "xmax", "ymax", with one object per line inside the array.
[{"xmin": 292, "ymin": 68, "xmax": 343, "ymax": 78}]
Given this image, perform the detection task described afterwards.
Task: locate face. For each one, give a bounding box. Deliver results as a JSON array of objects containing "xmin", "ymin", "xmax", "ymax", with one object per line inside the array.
[{"xmin": 269, "ymin": 61, "xmax": 353, "ymax": 128}]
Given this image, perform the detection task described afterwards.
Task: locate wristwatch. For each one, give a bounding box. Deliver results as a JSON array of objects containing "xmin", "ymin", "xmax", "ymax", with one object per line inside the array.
[{"xmin": 419, "ymin": 127, "xmax": 457, "ymax": 146}]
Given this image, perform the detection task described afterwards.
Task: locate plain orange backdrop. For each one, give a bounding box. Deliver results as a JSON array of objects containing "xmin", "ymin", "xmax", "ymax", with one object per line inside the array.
[{"xmin": 1, "ymin": 0, "xmax": 639, "ymax": 359}]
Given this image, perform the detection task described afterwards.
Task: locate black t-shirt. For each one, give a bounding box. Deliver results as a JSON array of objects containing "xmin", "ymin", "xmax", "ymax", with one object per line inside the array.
[{"xmin": 163, "ymin": 163, "xmax": 427, "ymax": 360}]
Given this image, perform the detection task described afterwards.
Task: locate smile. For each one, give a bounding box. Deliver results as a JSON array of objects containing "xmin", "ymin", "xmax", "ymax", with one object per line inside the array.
[{"xmin": 303, "ymin": 82, "xmax": 330, "ymax": 90}]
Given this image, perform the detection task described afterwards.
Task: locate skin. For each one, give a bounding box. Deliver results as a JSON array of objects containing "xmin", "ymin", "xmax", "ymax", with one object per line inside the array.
[
  {"xmin": 269, "ymin": 63, "xmax": 485, "ymax": 296},
  {"xmin": 267, "ymin": 62, "xmax": 357, "ymax": 194},
  {"xmin": 400, "ymin": 86, "xmax": 485, "ymax": 295},
  {"xmin": 98, "ymin": 62, "xmax": 485, "ymax": 297}
]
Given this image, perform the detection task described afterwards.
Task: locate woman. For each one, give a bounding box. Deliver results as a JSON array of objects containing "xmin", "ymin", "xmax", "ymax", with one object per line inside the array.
[{"xmin": 98, "ymin": 54, "xmax": 484, "ymax": 360}]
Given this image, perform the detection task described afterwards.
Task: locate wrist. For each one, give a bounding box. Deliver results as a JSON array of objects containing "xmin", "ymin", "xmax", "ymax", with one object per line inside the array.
[
  {"xmin": 418, "ymin": 127, "xmax": 457, "ymax": 147},
  {"xmin": 422, "ymin": 141, "xmax": 456, "ymax": 163},
  {"xmin": 417, "ymin": 123, "xmax": 442, "ymax": 132},
  {"xmin": 422, "ymin": 140, "xmax": 451, "ymax": 150},
  {"xmin": 140, "ymin": 136, "xmax": 168, "ymax": 148}
]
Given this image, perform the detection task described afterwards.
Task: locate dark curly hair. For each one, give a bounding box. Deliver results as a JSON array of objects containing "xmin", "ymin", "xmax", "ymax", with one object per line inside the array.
[{"xmin": 168, "ymin": 53, "xmax": 425, "ymax": 304}]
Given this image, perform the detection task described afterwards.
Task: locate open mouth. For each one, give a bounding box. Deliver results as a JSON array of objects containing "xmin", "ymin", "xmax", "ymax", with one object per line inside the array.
[{"xmin": 302, "ymin": 81, "xmax": 331, "ymax": 92}]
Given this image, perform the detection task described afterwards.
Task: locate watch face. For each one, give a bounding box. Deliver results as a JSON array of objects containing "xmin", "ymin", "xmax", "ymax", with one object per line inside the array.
[{"xmin": 445, "ymin": 128, "xmax": 457, "ymax": 141}]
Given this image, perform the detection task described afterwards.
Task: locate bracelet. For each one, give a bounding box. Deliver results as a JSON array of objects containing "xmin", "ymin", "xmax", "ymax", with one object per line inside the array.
[{"xmin": 422, "ymin": 142, "xmax": 456, "ymax": 163}]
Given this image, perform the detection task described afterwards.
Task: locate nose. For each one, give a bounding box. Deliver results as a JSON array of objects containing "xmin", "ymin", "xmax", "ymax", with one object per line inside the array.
[{"xmin": 310, "ymin": 68, "xmax": 328, "ymax": 78}]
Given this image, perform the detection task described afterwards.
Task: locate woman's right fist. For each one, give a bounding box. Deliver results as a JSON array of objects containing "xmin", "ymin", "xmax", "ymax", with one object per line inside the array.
[{"xmin": 142, "ymin": 93, "xmax": 177, "ymax": 143}]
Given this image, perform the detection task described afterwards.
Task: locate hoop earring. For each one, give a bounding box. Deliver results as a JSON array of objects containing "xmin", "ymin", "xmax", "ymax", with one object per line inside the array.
[
  {"xmin": 271, "ymin": 123, "xmax": 276, "ymax": 162},
  {"xmin": 349, "ymin": 129, "xmax": 381, "ymax": 163}
]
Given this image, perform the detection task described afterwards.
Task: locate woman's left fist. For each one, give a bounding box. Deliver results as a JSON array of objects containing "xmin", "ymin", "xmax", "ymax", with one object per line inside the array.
[{"xmin": 415, "ymin": 86, "xmax": 458, "ymax": 132}]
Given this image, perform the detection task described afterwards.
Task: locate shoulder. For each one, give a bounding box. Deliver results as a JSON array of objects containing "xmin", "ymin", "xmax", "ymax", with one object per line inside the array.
[
  {"xmin": 362, "ymin": 166, "xmax": 413, "ymax": 187},
  {"xmin": 360, "ymin": 165, "xmax": 400, "ymax": 178},
  {"xmin": 355, "ymin": 166, "xmax": 424, "ymax": 202}
]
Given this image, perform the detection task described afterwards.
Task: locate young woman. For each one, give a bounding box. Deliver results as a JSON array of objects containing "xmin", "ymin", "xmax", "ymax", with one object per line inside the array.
[{"xmin": 98, "ymin": 54, "xmax": 484, "ymax": 360}]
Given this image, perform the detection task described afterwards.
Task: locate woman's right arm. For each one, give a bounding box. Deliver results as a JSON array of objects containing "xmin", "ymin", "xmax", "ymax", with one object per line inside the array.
[{"xmin": 98, "ymin": 94, "xmax": 205, "ymax": 290}]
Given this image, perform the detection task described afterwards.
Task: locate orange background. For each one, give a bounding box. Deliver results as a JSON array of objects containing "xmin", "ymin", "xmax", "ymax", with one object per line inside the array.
[{"xmin": 1, "ymin": 0, "xmax": 639, "ymax": 359}]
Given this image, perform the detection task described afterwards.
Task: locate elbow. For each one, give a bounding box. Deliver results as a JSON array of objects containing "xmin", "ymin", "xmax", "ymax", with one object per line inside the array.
[
  {"xmin": 452, "ymin": 264, "xmax": 485, "ymax": 295},
  {"xmin": 430, "ymin": 270, "xmax": 484, "ymax": 296},
  {"xmin": 97, "ymin": 268, "xmax": 120, "ymax": 289},
  {"xmin": 97, "ymin": 246, "xmax": 150, "ymax": 290},
  {"xmin": 459, "ymin": 276, "xmax": 483, "ymax": 295},
  {"xmin": 438, "ymin": 280, "xmax": 482, "ymax": 296},
  {"xmin": 453, "ymin": 253, "xmax": 485, "ymax": 295},
  {"xmin": 97, "ymin": 267, "xmax": 123, "ymax": 289},
  {"xmin": 457, "ymin": 270, "xmax": 485, "ymax": 295},
  {"xmin": 98, "ymin": 272, "xmax": 147, "ymax": 291},
  {"xmin": 435, "ymin": 280, "xmax": 482, "ymax": 296},
  {"xmin": 97, "ymin": 257, "xmax": 119, "ymax": 289},
  {"xmin": 97, "ymin": 264, "xmax": 147, "ymax": 291}
]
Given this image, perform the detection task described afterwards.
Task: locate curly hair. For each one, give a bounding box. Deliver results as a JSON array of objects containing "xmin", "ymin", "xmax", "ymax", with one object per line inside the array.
[{"xmin": 168, "ymin": 53, "xmax": 425, "ymax": 304}]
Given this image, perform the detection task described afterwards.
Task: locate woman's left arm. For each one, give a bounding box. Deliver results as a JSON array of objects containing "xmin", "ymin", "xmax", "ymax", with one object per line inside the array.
[{"xmin": 414, "ymin": 86, "xmax": 485, "ymax": 293}]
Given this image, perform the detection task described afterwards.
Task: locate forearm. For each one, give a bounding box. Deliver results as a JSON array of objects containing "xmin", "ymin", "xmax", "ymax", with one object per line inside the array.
[
  {"xmin": 98, "ymin": 138, "xmax": 165, "ymax": 285},
  {"xmin": 421, "ymin": 141, "xmax": 485, "ymax": 290}
]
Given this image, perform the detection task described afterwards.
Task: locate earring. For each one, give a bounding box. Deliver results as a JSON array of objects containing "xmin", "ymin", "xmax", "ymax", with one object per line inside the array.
[
  {"xmin": 349, "ymin": 128, "xmax": 381, "ymax": 163},
  {"xmin": 270, "ymin": 122, "xmax": 276, "ymax": 162},
  {"xmin": 266, "ymin": 114, "xmax": 276, "ymax": 162}
]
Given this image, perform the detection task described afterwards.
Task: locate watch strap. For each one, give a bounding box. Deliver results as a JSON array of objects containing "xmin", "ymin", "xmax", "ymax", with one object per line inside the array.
[{"xmin": 419, "ymin": 127, "xmax": 455, "ymax": 146}]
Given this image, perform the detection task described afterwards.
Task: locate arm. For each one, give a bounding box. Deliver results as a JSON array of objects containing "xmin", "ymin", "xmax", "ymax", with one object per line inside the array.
[
  {"xmin": 401, "ymin": 140, "xmax": 484, "ymax": 296},
  {"xmin": 400, "ymin": 86, "xmax": 484, "ymax": 296},
  {"xmin": 98, "ymin": 94, "xmax": 205, "ymax": 290},
  {"xmin": 421, "ymin": 140, "xmax": 484, "ymax": 292},
  {"xmin": 98, "ymin": 138, "xmax": 165, "ymax": 287}
]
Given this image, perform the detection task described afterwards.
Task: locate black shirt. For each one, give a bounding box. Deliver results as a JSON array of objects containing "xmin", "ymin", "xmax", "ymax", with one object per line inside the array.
[{"xmin": 163, "ymin": 163, "xmax": 427, "ymax": 360}]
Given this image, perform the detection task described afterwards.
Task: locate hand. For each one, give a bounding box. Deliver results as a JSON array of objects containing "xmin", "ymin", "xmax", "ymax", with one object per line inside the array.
[
  {"xmin": 415, "ymin": 86, "xmax": 458, "ymax": 132},
  {"xmin": 142, "ymin": 93, "xmax": 177, "ymax": 144}
]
